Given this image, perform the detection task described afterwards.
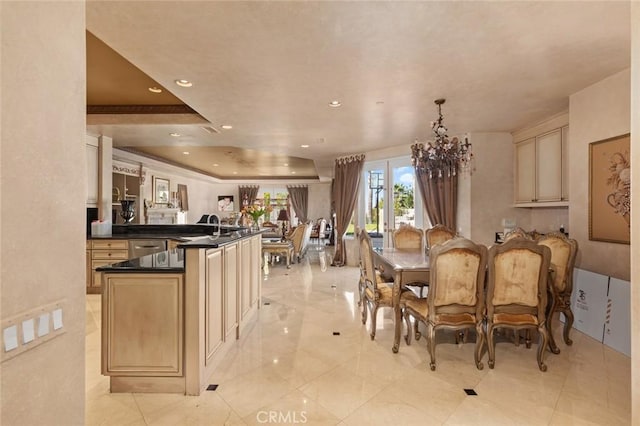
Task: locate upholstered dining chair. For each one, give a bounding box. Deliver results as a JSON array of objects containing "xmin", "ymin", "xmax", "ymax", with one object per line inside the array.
[
  {"xmin": 392, "ymin": 224, "xmax": 424, "ymax": 250},
  {"xmin": 537, "ymin": 232, "xmax": 578, "ymax": 353},
  {"xmin": 402, "ymin": 237, "xmax": 488, "ymax": 371},
  {"xmin": 486, "ymin": 239, "xmax": 552, "ymax": 371},
  {"xmin": 310, "ymin": 218, "xmax": 327, "ymax": 246},
  {"xmin": 503, "ymin": 227, "xmax": 533, "ymax": 242},
  {"xmin": 425, "ymin": 224, "xmax": 456, "ymax": 250},
  {"xmin": 358, "ymin": 229, "xmax": 416, "ymax": 340}
]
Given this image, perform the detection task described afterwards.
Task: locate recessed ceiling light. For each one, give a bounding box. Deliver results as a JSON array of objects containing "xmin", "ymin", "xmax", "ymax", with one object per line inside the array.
[
  {"xmin": 232, "ymin": 171, "xmax": 238, "ymax": 175},
  {"xmin": 221, "ymin": 125, "xmax": 233, "ymax": 130},
  {"xmin": 175, "ymin": 79, "xmax": 193, "ymax": 87},
  {"xmin": 148, "ymin": 86, "xmax": 162, "ymax": 93},
  {"xmin": 182, "ymin": 151, "xmax": 190, "ymax": 155},
  {"xmin": 291, "ymin": 171, "xmax": 296, "ymax": 174},
  {"xmin": 212, "ymin": 163, "xmax": 219, "ymax": 167},
  {"xmin": 284, "ymin": 163, "xmax": 289, "ymax": 167},
  {"xmin": 170, "ymin": 132, "xmax": 181, "ymax": 137},
  {"xmin": 301, "ymin": 144, "xmax": 309, "ymax": 148},
  {"xmin": 329, "ymin": 100, "xmax": 341, "ymax": 107}
]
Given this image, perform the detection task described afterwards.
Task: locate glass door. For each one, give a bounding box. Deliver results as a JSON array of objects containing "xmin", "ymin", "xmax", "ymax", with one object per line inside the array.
[{"xmin": 360, "ymin": 157, "xmax": 423, "ymax": 248}]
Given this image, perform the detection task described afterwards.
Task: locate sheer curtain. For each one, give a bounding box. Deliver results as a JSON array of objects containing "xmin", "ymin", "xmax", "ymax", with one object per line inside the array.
[
  {"xmin": 239, "ymin": 185, "xmax": 259, "ymax": 208},
  {"xmin": 331, "ymin": 154, "xmax": 365, "ymax": 267},
  {"xmin": 287, "ymin": 185, "xmax": 308, "ymax": 223},
  {"xmin": 415, "ymin": 167, "xmax": 457, "ymax": 230}
]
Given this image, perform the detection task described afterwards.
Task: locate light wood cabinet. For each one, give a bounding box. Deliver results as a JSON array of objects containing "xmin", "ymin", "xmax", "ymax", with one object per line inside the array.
[
  {"xmin": 250, "ymin": 235, "xmax": 261, "ymax": 309},
  {"xmin": 205, "ymin": 248, "xmax": 224, "ymax": 366},
  {"xmin": 102, "ymin": 273, "xmax": 184, "ymax": 377},
  {"xmin": 514, "ymin": 125, "xmax": 568, "ymax": 206},
  {"xmin": 239, "ymin": 235, "xmax": 262, "ymax": 330},
  {"xmin": 239, "ymin": 239, "xmax": 252, "ymax": 321},
  {"xmin": 224, "ymin": 243, "xmax": 239, "ymax": 341},
  {"xmin": 87, "ymin": 239, "xmax": 128, "ymax": 294}
]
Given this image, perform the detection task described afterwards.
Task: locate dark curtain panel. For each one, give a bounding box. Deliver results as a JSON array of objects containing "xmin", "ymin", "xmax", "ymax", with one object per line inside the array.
[
  {"xmin": 177, "ymin": 184, "xmax": 189, "ymax": 211},
  {"xmin": 331, "ymin": 154, "xmax": 365, "ymax": 267},
  {"xmin": 287, "ymin": 185, "xmax": 308, "ymax": 223},
  {"xmin": 239, "ymin": 185, "xmax": 259, "ymax": 208},
  {"xmin": 415, "ymin": 168, "xmax": 457, "ymax": 230}
]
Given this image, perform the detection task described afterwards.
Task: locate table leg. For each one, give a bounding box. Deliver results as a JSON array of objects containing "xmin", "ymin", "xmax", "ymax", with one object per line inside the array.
[
  {"xmin": 286, "ymin": 249, "xmax": 291, "ymax": 268},
  {"xmin": 393, "ymin": 305, "xmax": 401, "ymax": 353},
  {"xmin": 392, "ymin": 271, "xmax": 402, "ymax": 353}
]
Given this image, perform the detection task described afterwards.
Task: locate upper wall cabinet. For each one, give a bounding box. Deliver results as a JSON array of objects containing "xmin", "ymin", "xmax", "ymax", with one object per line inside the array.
[
  {"xmin": 86, "ymin": 135, "xmax": 99, "ymax": 206},
  {"xmin": 514, "ymin": 125, "xmax": 569, "ymax": 207}
]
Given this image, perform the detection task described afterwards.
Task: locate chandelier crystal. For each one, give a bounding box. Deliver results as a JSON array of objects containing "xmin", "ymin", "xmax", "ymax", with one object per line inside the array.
[{"xmin": 411, "ymin": 99, "xmax": 473, "ymax": 179}]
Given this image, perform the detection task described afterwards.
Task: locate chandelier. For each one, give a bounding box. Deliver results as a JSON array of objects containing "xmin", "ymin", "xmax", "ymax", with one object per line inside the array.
[{"xmin": 411, "ymin": 99, "xmax": 473, "ymax": 179}]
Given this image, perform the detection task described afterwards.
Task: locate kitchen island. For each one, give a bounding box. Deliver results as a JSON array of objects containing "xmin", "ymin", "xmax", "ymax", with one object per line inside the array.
[{"xmin": 97, "ymin": 228, "xmax": 262, "ymax": 395}]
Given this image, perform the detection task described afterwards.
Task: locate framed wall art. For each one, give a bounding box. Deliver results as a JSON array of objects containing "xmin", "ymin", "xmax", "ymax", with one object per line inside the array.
[
  {"xmin": 218, "ymin": 195, "xmax": 234, "ymax": 211},
  {"xmin": 589, "ymin": 133, "xmax": 630, "ymax": 244},
  {"xmin": 153, "ymin": 176, "xmax": 170, "ymax": 205}
]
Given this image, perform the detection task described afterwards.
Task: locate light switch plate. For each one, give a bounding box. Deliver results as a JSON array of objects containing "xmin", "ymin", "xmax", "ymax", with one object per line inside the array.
[
  {"xmin": 52, "ymin": 308, "xmax": 63, "ymax": 330},
  {"xmin": 1, "ymin": 299, "xmax": 66, "ymax": 363},
  {"xmin": 22, "ymin": 319, "xmax": 35, "ymax": 343},
  {"xmin": 37, "ymin": 313, "xmax": 50, "ymax": 337},
  {"xmin": 3, "ymin": 325, "xmax": 19, "ymax": 351}
]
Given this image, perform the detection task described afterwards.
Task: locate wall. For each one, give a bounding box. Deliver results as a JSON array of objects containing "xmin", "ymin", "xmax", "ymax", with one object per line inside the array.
[
  {"xmin": 466, "ymin": 132, "xmax": 530, "ymax": 246},
  {"xmin": 629, "ymin": 4, "xmax": 639, "ymax": 422},
  {"xmin": 1, "ymin": 2, "xmax": 86, "ymax": 424},
  {"xmin": 116, "ymin": 149, "xmax": 331, "ymax": 225},
  {"xmin": 569, "ymin": 68, "xmax": 631, "ymax": 280}
]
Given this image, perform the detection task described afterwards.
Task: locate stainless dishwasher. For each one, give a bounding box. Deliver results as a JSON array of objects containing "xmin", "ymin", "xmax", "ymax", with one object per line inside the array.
[{"xmin": 128, "ymin": 240, "xmax": 167, "ymax": 259}]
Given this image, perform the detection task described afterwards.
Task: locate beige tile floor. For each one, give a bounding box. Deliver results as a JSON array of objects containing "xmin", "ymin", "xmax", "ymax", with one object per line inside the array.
[{"xmin": 86, "ymin": 247, "xmax": 631, "ymax": 425}]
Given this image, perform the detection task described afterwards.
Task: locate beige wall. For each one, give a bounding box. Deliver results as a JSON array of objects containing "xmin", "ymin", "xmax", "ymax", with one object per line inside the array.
[
  {"xmin": 465, "ymin": 132, "xmax": 530, "ymax": 247},
  {"xmin": 115, "ymin": 149, "xmax": 331, "ymax": 225},
  {"xmin": 629, "ymin": 3, "xmax": 639, "ymax": 423},
  {"xmin": 569, "ymin": 68, "xmax": 631, "ymax": 280},
  {"xmin": 1, "ymin": 2, "xmax": 86, "ymax": 425}
]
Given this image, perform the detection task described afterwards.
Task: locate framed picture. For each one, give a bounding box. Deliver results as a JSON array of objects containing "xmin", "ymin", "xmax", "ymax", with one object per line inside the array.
[
  {"xmin": 153, "ymin": 176, "xmax": 170, "ymax": 205},
  {"xmin": 589, "ymin": 133, "xmax": 630, "ymax": 244},
  {"xmin": 218, "ymin": 195, "xmax": 234, "ymax": 211}
]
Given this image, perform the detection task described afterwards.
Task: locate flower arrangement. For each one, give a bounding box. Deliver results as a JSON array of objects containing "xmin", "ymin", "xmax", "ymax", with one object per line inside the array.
[{"xmin": 242, "ymin": 203, "xmax": 273, "ymax": 223}]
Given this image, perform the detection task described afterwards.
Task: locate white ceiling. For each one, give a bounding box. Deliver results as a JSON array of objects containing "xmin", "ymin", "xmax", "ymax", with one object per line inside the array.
[{"xmin": 86, "ymin": 1, "xmax": 630, "ymax": 181}]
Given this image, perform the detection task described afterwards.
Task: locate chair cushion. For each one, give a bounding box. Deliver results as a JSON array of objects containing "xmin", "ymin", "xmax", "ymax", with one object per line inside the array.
[
  {"xmin": 365, "ymin": 283, "xmax": 393, "ymax": 303},
  {"xmin": 434, "ymin": 312, "xmax": 476, "ymax": 325},
  {"xmin": 403, "ymin": 297, "xmax": 429, "ymax": 318},
  {"xmin": 492, "ymin": 312, "xmax": 538, "ymax": 325}
]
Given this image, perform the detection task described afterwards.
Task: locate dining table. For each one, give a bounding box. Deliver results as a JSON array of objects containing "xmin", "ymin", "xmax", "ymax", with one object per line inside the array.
[{"xmin": 372, "ymin": 247, "xmax": 430, "ymax": 353}]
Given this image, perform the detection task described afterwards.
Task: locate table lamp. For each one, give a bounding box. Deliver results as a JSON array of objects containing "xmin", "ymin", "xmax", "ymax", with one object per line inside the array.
[{"xmin": 277, "ymin": 209, "xmax": 290, "ymax": 241}]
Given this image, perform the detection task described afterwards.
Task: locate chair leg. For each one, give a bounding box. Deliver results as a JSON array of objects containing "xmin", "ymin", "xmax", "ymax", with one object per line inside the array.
[
  {"xmin": 427, "ymin": 324, "xmax": 437, "ymax": 371},
  {"xmin": 361, "ymin": 299, "xmax": 368, "ymax": 325},
  {"xmin": 525, "ymin": 329, "xmax": 532, "ymax": 349},
  {"xmin": 562, "ymin": 306, "xmax": 574, "ymax": 346},
  {"xmin": 414, "ymin": 319, "xmax": 422, "ymax": 341},
  {"xmin": 537, "ymin": 324, "xmax": 549, "ymax": 372},
  {"xmin": 487, "ymin": 323, "xmax": 496, "ymax": 369},
  {"xmin": 474, "ymin": 321, "xmax": 485, "ymax": 370},
  {"xmin": 370, "ymin": 304, "xmax": 379, "ymax": 340},
  {"xmin": 403, "ymin": 310, "xmax": 412, "ymax": 345}
]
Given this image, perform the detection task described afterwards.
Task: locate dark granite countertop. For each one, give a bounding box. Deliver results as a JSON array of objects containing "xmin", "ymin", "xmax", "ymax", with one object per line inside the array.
[
  {"xmin": 97, "ymin": 248, "xmax": 185, "ymax": 273},
  {"xmin": 89, "ymin": 224, "xmax": 247, "ymax": 241}
]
